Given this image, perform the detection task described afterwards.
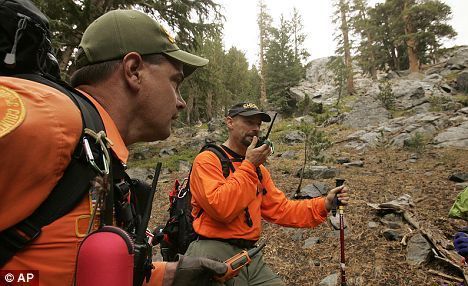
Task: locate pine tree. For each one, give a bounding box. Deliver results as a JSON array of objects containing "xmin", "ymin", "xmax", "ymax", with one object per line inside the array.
[
  {"xmin": 366, "ymin": 0, "xmax": 455, "ymax": 71},
  {"xmin": 403, "ymin": 0, "xmax": 419, "ymax": 73},
  {"xmin": 290, "ymin": 8, "xmax": 310, "ymax": 66},
  {"xmin": 257, "ymin": 0, "xmax": 272, "ymax": 109},
  {"xmin": 265, "ymin": 16, "xmax": 300, "ymax": 115},
  {"xmin": 32, "ymin": 0, "xmax": 223, "ymax": 76},
  {"xmin": 350, "ymin": 0, "xmax": 377, "ymax": 79},
  {"xmin": 332, "ymin": 0, "xmax": 354, "ymax": 95}
]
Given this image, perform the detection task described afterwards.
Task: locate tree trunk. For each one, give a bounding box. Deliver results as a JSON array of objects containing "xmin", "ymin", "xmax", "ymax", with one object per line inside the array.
[
  {"xmin": 403, "ymin": 0, "xmax": 419, "ymax": 73},
  {"xmin": 390, "ymin": 46, "xmax": 399, "ymax": 71},
  {"xmin": 366, "ymin": 33, "xmax": 377, "ymax": 79},
  {"xmin": 259, "ymin": 34, "xmax": 267, "ymax": 108},
  {"xmin": 186, "ymin": 90, "xmax": 194, "ymax": 125},
  {"xmin": 340, "ymin": 0, "xmax": 354, "ymax": 95},
  {"xmin": 60, "ymin": 46, "xmax": 74, "ymax": 75},
  {"xmin": 258, "ymin": 0, "xmax": 268, "ymax": 108},
  {"xmin": 206, "ymin": 91, "xmax": 213, "ymax": 121}
]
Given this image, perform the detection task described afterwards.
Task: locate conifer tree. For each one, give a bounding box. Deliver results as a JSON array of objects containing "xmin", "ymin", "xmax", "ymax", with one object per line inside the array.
[
  {"xmin": 257, "ymin": 0, "xmax": 272, "ymax": 109},
  {"xmin": 332, "ymin": 0, "xmax": 354, "ymax": 95},
  {"xmin": 350, "ymin": 0, "xmax": 377, "ymax": 79}
]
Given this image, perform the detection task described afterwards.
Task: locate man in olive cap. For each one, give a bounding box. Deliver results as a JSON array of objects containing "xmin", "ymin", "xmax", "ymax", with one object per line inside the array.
[
  {"xmin": 1, "ymin": 6, "xmax": 226, "ymax": 286},
  {"xmin": 187, "ymin": 102, "xmax": 349, "ymax": 285}
]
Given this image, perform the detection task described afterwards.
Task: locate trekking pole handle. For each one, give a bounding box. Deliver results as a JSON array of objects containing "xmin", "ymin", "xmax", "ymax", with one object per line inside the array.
[
  {"xmin": 215, "ymin": 242, "xmax": 266, "ymax": 282},
  {"xmin": 332, "ymin": 179, "xmax": 345, "ymax": 216}
]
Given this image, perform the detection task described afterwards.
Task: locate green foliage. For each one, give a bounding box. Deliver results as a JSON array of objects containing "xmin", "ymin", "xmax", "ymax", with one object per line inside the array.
[
  {"xmin": 128, "ymin": 146, "xmax": 198, "ymax": 171},
  {"xmin": 377, "ymin": 80, "xmax": 395, "ymax": 110},
  {"xmin": 332, "ymin": 0, "xmax": 354, "ymax": 94},
  {"xmin": 265, "ymin": 12, "xmax": 307, "ymax": 115},
  {"xmin": 298, "ymin": 123, "xmax": 332, "ymax": 163},
  {"xmin": 454, "ymin": 95, "xmax": 468, "ymax": 107},
  {"xmin": 327, "ymin": 56, "xmax": 348, "ymax": 103},
  {"xmin": 428, "ymin": 95, "xmax": 453, "ymax": 112},
  {"xmin": 180, "ymin": 34, "xmax": 260, "ymax": 124},
  {"xmin": 375, "ymin": 129, "xmax": 393, "ymax": 150},
  {"xmin": 33, "ymin": 0, "xmax": 224, "ymax": 74},
  {"xmin": 363, "ymin": 0, "xmax": 456, "ymax": 71},
  {"xmin": 404, "ymin": 132, "xmax": 427, "ymax": 154}
]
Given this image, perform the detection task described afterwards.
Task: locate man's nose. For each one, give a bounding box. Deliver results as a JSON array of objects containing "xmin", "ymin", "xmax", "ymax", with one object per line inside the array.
[
  {"xmin": 177, "ymin": 94, "xmax": 186, "ymax": 110},
  {"xmin": 252, "ymin": 124, "xmax": 260, "ymax": 132}
]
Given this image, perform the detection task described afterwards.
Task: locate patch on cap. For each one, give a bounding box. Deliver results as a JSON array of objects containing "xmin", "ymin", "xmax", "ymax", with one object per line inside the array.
[
  {"xmin": 0, "ymin": 85, "xmax": 26, "ymax": 138},
  {"xmin": 160, "ymin": 25, "xmax": 175, "ymax": 44},
  {"xmin": 228, "ymin": 102, "xmax": 271, "ymax": 122},
  {"xmin": 242, "ymin": 103, "xmax": 259, "ymax": 109}
]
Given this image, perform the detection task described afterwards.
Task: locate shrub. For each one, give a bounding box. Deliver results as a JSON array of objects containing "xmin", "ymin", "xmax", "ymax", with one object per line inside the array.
[{"xmin": 378, "ymin": 80, "xmax": 395, "ymax": 111}]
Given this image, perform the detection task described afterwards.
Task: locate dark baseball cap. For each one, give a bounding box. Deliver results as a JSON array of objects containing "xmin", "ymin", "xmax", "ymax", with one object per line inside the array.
[
  {"xmin": 75, "ymin": 9, "xmax": 208, "ymax": 77},
  {"xmin": 228, "ymin": 102, "xmax": 271, "ymax": 122}
]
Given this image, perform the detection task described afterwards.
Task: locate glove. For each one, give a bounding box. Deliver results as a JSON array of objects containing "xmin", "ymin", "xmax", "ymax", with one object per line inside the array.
[
  {"xmin": 454, "ymin": 228, "xmax": 468, "ymax": 257},
  {"xmin": 172, "ymin": 255, "xmax": 228, "ymax": 286}
]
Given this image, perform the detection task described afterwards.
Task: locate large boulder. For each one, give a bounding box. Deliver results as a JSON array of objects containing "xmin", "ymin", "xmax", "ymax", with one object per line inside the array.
[{"xmin": 457, "ymin": 71, "xmax": 468, "ymax": 92}]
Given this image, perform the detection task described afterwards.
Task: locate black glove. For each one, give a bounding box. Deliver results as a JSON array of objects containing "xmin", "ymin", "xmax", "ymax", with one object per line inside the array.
[{"xmin": 172, "ymin": 255, "xmax": 227, "ymax": 286}]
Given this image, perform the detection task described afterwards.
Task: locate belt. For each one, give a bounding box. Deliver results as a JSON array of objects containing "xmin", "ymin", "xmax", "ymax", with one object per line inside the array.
[{"xmin": 198, "ymin": 235, "xmax": 257, "ymax": 249}]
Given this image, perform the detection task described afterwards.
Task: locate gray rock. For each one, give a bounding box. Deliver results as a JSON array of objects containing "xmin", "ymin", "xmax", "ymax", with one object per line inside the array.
[
  {"xmin": 440, "ymin": 84, "xmax": 452, "ymax": 93},
  {"xmin": 449, "ymin": 173, "xmax": 468, "ymax": 182},
  {"xmin": 283, "ymin": 130, "xmax": 306, "ymax": 144},
  {"xmin": 328, "ymin": 214, "xmax": 347, "ymax": 230},
  {"xmin": 447, "ymin": 47, "xmax": 468, "ymax": 69},
  {"xmin": 294, "ymin": 115, "xmax": 315, "ymax": 125},
  {"xmin": 424, "ymin": 73, "xmax": 442, "ymax": 82},
  {"xmin": 368, "ymin": 221, "xmax": 379, "ymax": 228},
  {"xmin": 159, "ymin": 147, "xmax": 177, "ymax": 157},
  {"xmin": 406, "ymin": 233, "xmax": 432, "ymax": 265},
  {"xmin": 299, "ymin": 166, "xmax": 340, "ymax": 179},
  {"xmin": 303, "ymin": 237, "xmax": 321, "ymax": 248},
  {"xmin": 319, "ymin": 273, "xmax": 338, "ymax": 286},
  {"xmin": 178, "ymin": 160, "xmax": 191, "ymax": 173},
  {"xmin": 126, "ymin": 167, "xmax": 154, "ymax": 183},
  {"xmin": 433, "ymin": 121, "xmax": 468, "ymax": 148},
  {"xmin": 336, "ymin": 157, "xmax": 350, "ymax": 164},
  {"xmin": 296, "ymin": 182, "xmax": 329, "ymax": 199},
  {"xmin": 455, "ymin": 183, "xmax": 468, "ymax": 190},
  {"xmin": 279, "ymin": 150, "xmax": 296, "ymax": 159},
  {"xmin": 382, "ymin": 229, "xmax": 403, "ymax": 241},
  {"xmin": 459, "ymin": 107, "xmax": 468, "ymax": 115},
  {"xmin": 343, "ymin": 95, "xmax": 390, "ymax": 129},
  {"xmin": 343, "ymin": 160, "xmax": 364, "ymax": 167},
  {"xmin": 381, "ymin": 213, "xmax": 403, "ymax": 229},
  {"xmin": 457, "ymin": 71, "xmax": 468, "ymax": 92}
]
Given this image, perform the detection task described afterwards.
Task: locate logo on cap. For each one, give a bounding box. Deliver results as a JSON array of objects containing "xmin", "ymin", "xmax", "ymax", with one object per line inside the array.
[
  {"xmin": 160, "ymin": 26, "xmax": 175, "ymax": 44},
  {"xmin": 243, "ymin": 103, "xmax": 258, "ymax": 109}
]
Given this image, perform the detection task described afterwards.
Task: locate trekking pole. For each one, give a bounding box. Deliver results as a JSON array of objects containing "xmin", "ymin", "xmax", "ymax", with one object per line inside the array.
[
  {"xmin": 134, "ymin": 162, "xmax": 162, "ymax": 286},
  {"xmin": 335, "ymin": 178, "xmax": 347, "ymax": 286}
]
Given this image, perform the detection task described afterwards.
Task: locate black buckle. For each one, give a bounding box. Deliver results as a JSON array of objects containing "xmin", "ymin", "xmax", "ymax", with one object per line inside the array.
[{"xmin": 1, "ymin": 220, "xmax": 41, "ymax": 250}]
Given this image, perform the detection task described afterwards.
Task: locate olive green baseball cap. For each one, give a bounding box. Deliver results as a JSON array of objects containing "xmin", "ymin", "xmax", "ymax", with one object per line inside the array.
[{"xmin": 75, "ymin": 9, "xmax": 208, "ymax": 77}]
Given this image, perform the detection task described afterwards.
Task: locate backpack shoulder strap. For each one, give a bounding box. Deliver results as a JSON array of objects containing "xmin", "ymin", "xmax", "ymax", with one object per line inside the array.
[
  {"xmin": 0, "ymin": 74, "xmax": 110, "ymax": 267},
  {"xmin": 200, "ymin": 143, "xmax": 234, "ymax": 178}
]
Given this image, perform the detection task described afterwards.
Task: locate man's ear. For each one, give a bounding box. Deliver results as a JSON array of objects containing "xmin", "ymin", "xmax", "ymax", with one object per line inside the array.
[
  {"xmin": 122, "ymin": 52, "xmax": 144, "ymax": 91},
  {"xmin": 225, "ymin": 116, "xmax": 234, "ymax": 130}
]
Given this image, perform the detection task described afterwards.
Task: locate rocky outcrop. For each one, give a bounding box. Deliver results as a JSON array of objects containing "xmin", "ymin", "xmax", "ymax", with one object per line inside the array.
[{"xmin": 291, "ymin": 46, "xmax": 468, "ymax": 150}]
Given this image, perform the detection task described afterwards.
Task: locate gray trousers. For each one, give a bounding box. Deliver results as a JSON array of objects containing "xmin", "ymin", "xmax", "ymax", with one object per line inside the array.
[{"xmin": 185, "ymin": 239, "xmax": 285, "ymax": 286}]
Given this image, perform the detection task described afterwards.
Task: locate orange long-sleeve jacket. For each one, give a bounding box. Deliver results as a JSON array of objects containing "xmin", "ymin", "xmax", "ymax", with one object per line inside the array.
[
  {"xmin": 0, "ymin": 77, "xmax": 165, "ymax": 285},
  {"xmin": 190, "ymin": 147, "xmax": 329, "ymax": 241}
]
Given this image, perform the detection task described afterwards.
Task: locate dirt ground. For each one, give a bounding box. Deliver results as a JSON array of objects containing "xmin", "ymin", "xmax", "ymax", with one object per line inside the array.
[{"xmin": 145, "ymin": 130, "xmax": 468, "ymax": 286}]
